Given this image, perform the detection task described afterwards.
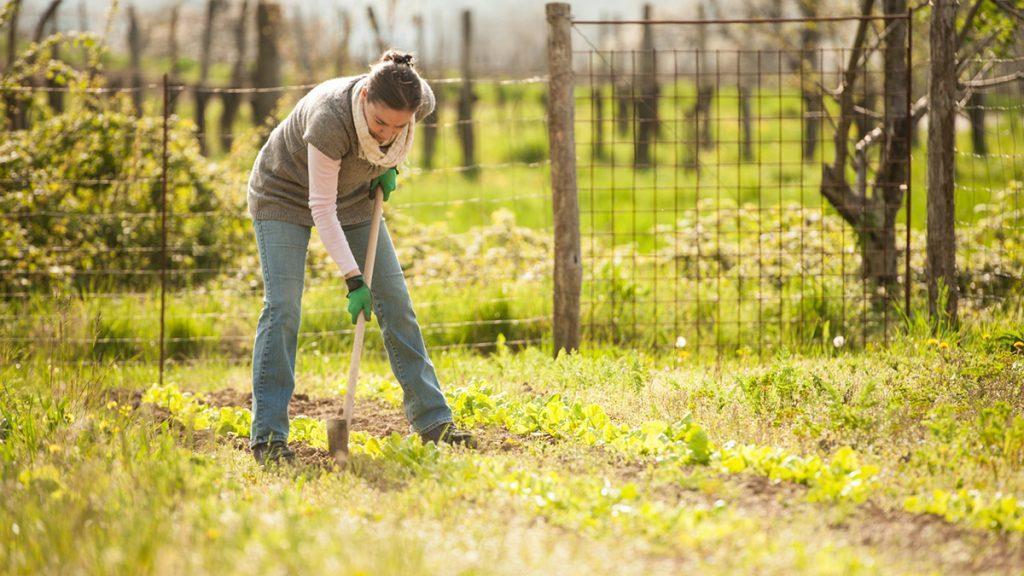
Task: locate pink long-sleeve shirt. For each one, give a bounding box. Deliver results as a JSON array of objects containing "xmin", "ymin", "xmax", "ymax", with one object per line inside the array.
[{"xmin": 307, "ymin": 143, "xmax": 360, "ymax": 278}]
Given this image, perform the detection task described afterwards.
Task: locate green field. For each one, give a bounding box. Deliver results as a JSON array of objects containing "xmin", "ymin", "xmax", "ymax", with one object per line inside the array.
[{"xmin": 4, "ymin": 323, "xmax": 1024, "ymax": 574}]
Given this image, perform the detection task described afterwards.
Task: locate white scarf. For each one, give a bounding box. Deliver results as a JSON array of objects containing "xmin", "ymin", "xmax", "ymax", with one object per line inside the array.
[{"xmin": 351, "ymin": 78, "xmax": 415, "ymax": 168}]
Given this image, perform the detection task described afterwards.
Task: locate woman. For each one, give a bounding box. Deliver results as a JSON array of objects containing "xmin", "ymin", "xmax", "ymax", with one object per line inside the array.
[{"xmin": 246, "ymin": 50, "xmax": 476, "ymax": 465}]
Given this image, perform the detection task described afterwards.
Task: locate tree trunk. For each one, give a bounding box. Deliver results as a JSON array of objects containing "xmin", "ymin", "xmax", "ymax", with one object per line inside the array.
[
  {"xmin": 615, "ymin": 77, "xmax": 630, "ymax": 136},
  {"xmin": 859, "ymin": 203, "xmax": 899, "ymax": 292},
  {"xmin": 4, "ymin": 0, "xmax": 25, "ymax": 130},
  {"xmin": 194, "ymin": 0, "xmax": 222, "ymax": 155},
  {"xmin": 695, "ymin": 85, "xmax": 713, "ymax": 150},
  {"xmin": 967, "ymin": 91, "xmax": 987, "ymax": 156},
  {"xmin": 365, "ymin": 6, "xmax": 387, "ymax": 55},
  {"xmin": 45, "ymin": 6, "xmax": 63, "ymax": 113},
  {"xmin": 798, "ymin": 0, "xmax": 819, "ymax": 162},
  {"xmin": 77, "ymin": 0, "xmax": 92, "ymax": 79},
  {"xmin": 927, "ymin": 0, "xmax": 959, "ymax": 323},
  {"xmin": 414, "ymin": 13, "xmax": 438, "ymax": 169},
  {"xmin": 695, "ymin": 3, "xmax": 712, "ymax": 149},
  {"xmin": 633, "ymin": 4, "xmax": 657, "ymax": 169},
  {"xmin": 126, "ymin": 5, "xmax": 143, "ymax": 116},
  {"xmin": 614, "ymin": 38, "xmax": 629, "ymax": 137},
  {"xmin": 167, "ymin": 3, "xmax": 181, "ymax": 113},
  {"xmin": 253, "ymin": 1, "xmax": 282, "ymax": 129},
  {"xmin": 854, "ymin": 90, "xmax": 876, "ymax": 140},
  {"xmin": 861, "ymin": 0, "xmax": 909, "ymax": 293},
  {"xmin": 290, "ymin": 7, "xmax": 313, "ymax": 83},
  {"xmin": 457, "ymin": 10, "xmax": 477, "ymax": 177},
  {"xmin": 739, "ymin": 83, "xmax": 753, "ymax": 161},
  {"xmin": 818, "ymin": 0, "xmax": 914, "ymax": 297},
  {"xmin": 220, "ymin": 0, "xmax": 249, "ymax": 152},
  {"xmin": 336, "ymin": 9, "xmax": 351, "ymax": 75},
  {"xmin": 591, "ymin": 85, "xmax": 604, "ymax": 160}
]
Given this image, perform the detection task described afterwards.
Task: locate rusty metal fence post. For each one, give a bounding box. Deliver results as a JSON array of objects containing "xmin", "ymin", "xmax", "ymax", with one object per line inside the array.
[{"xmin": 547, "ymin": 2, "xmax": 581, "ymax": 356}]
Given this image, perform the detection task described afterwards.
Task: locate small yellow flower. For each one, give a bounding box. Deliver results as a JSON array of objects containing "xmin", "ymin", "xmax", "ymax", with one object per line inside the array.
[
  {"xmin": 47, "ymin": 444, "xmax": 61, "ymax": 454},
  {"xmin": 926, "ymin": 338, "xmax": 939, "ymax": 347},
  {"xmin": 939, "ymin": 341, "xmax": 950, "ymax": 350},
  {"xmin": 1014, "ymin": 341, "xmax": 1024, "ymax": 349},
  {"xmin": 106, "ymin": 400, "xmax": 118, "ymax": 410},
  {"xmin": 205, "ymin": 528, "xmax": 220, "ymax": 540}
]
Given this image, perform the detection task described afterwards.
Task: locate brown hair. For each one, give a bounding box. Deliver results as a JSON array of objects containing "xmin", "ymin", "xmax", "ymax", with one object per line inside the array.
[{"xmin": 365, "ymin": 50, "xmax": 423, "ymax": 112}]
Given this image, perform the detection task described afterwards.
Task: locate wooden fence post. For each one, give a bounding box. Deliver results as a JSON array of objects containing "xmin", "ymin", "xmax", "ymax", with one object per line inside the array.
[
  {"xmin": 547, "ymin": 3, "xmax": 581, "ymax": 356},
  {"xmin": 927, "ymin": 0, "xmax": 959, "ymax": 325}
]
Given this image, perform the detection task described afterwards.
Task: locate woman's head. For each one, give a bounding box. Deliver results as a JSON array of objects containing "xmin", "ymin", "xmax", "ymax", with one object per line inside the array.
[{"xmin": 360, "ymin": 50, "xmax": 422, "ymax": 145}]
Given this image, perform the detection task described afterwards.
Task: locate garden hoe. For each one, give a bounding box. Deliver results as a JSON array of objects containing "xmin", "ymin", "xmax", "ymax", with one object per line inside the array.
[{"xmin": 326, "ymin": 185, "xmax": 385, "ymax": 469}]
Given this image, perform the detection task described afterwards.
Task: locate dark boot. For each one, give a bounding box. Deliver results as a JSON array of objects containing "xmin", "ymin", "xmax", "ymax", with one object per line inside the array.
[
  {"xmin": 419, "ymin": 421, "xmax": 478, "ymax": 449},
  {"xmin": 252, "ymin": 440, "xmax": 296, "ymax": 466}
]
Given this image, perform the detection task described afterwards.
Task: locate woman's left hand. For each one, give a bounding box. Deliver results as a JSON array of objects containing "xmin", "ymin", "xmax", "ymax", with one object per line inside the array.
[{"xmin": 369, "ymin": 167, "xmax": 398, "ymax": 202}]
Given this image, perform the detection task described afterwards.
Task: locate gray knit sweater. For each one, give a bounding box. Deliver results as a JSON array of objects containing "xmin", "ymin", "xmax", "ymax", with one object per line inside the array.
[{"xmin": 246, "ymin": 74, "xmax": 435, "ymax": 227}]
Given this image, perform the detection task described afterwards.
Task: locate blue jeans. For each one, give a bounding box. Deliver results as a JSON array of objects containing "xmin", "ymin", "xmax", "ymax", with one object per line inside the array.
[{"xmin": 249, "ymin": 218, "xmax": 454, "ymax": 447}]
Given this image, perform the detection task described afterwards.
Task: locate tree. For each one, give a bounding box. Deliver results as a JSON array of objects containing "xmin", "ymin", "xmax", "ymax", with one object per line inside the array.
[
  {"xmin": 816, "ymin": 0, "xmax": 1018, "ymax": 319},
  {"xmin": 818, "ymin": 0, "xmax": 909, "ymax": 296}
]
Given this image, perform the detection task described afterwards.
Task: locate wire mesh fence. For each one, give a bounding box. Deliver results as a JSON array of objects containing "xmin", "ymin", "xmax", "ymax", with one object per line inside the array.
[
  {"xmin": 0, "ymin": 74, "xmax": 555, "ymax": 369},
  {"xmin": 570, "ymin": 13, "xmax": 915, "ymax": 358},
  {"xmin": 954, "ymin": 55, "xmax": 1024, "ymax": 314},
  {"xmin": 3, "ymin": 6, "xmax": 1023, "ymax": 371}
]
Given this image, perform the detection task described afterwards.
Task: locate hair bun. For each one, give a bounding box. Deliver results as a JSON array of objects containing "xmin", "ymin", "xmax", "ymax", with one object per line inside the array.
[{"xmin": 382, "ymin": 50, "xmax": 415, "ymax": 67}]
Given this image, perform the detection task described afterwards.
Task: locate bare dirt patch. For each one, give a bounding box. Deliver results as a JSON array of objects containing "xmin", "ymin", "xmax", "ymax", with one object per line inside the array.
[
  {"xmin": 204, "ymin": 387, "xmax": 412, "ymax": 437},
  {"xmin": 839, "ymin": 501, "xmax": 1024, "ymax": 575}
]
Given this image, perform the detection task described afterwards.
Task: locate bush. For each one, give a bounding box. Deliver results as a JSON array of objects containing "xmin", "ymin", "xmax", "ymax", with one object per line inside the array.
[{"xmin": 0, "ymin": 29, "xmax": 249, "ymax": 295}]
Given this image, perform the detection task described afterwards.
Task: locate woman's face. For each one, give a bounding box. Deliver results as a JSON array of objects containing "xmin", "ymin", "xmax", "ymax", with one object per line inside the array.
[{"xmin": 360, "ymin": 88, "xmax": 415, "ymax": 145}]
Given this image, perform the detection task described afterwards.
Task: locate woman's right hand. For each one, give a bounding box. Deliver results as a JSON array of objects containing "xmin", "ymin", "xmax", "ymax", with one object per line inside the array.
[{"xmin": 345, "ymin": 275, "xmax": 373, "ymax": 324}]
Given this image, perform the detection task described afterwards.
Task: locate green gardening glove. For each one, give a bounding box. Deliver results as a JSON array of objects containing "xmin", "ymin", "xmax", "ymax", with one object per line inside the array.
[
  {"xmin": 368, "ymin": 167, "xmax": 398, "ymax": 202},
  {"xmin": 345, "ymin": 275, "xmax": 372, "ymax": 324}
]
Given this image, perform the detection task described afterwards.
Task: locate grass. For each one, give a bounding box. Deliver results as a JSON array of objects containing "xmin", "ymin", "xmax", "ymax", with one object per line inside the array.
[
  {"xmin": 5, "ymin": 63, "xmax": 1020, "ymax": 357},
  {"xmin": 2, "ymin": 317, "xmax": 1024, "ymax": 574},
  {"xmin": 4, "ymin": 27, "xmax": 1023, "ymax": 575},
  {"xmin": 3, "ymin": 196, "xmax": 1019, "ymax": 364}
]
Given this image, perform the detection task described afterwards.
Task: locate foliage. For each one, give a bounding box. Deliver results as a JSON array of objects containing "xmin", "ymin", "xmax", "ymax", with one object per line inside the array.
[{"xmin": 0, "ymin": 28, "xmax": 249, "ymax": 294}]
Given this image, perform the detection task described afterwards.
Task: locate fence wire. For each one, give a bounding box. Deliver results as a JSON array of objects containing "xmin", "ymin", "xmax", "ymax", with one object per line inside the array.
[
  {"xmin": 3, "ymin": 13, "xmax": 1023, "ymax": 368},
  {"xmin": 571, "ymin": 14, "xmax": 917, "ymax": 359},
  {"xmin": 0, "ymin": 75, "xmax": 554, "ymax": 368},
  {"xmin": 954, "ymin": 56, "xmax": 1024, "ymax": 313}
]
